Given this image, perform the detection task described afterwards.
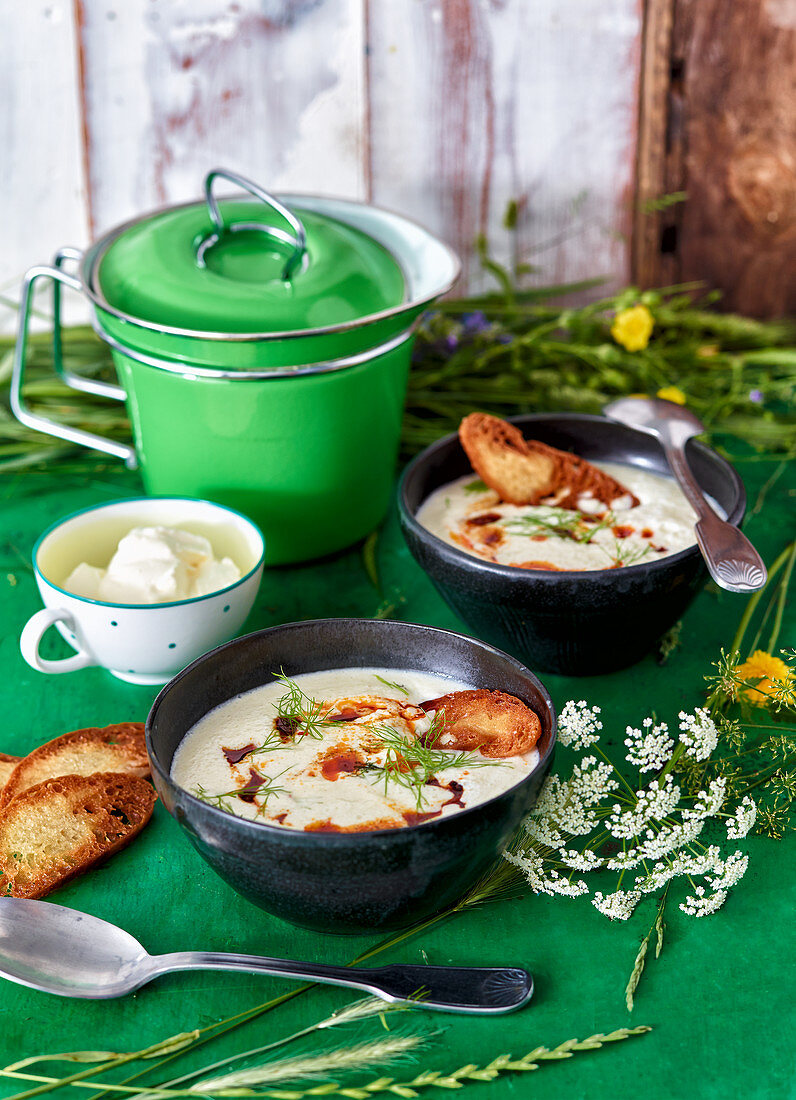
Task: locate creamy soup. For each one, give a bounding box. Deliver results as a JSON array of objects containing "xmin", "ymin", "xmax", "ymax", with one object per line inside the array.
[
  {"xmin": 416, "ymin": 462, "xmax": 710, "ymax": 572},
  {"xmin": 171, "ymin": 668, "xmax": 541, "ymax": 832}
]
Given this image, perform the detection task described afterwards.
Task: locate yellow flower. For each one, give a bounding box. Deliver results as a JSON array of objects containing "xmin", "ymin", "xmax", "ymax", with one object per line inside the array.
[
  {"xmin": 611, "ymin": 305, "xmax": 654, "ymax": 352},
  {"xmin": 656, "ymin": 385, "xmax": 687, "ymax": 405},
  {"xmin": 735, "ymin": 650, "xmax": 796, "ymax": 707}
]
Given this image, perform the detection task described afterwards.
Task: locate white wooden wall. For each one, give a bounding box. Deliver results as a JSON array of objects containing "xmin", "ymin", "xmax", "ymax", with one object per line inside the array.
[{"xmin": 1, "ymin": 0, "xmax": 642, "ymax": 329}]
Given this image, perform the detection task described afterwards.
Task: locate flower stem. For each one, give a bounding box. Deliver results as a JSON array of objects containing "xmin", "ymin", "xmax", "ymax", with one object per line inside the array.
[
  {"xmin": 767, "ymin": 540, "xmax": 796, "ymax": 652},
  {"xmin": 730, "ymin": 542, "xmax": 793, "ymax": 655}
]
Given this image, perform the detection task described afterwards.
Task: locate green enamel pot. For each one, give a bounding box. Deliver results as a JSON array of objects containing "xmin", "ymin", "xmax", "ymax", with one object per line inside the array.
[{"xmin": 12, "ymin": 169, "xmax": 460, "ymax": 563}]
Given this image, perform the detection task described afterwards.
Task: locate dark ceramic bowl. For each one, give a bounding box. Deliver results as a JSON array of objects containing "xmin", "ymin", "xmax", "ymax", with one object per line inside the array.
[
  {"xmin": 398, "ymin": 414, "xmax": 746, "ymax": 676},
  {"xmin": 146, "ymin": 618, "xmax": 555, "ymax": 934}
]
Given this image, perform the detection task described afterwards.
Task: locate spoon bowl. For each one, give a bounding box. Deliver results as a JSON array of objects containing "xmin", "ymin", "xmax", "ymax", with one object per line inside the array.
[
  {"xmin": 0, "ymin": 898, "xmax": 533, "ymax": 1014},
  {"xmin": 604, "ymin": 397, "xmax": 767, "ymax": 593}
]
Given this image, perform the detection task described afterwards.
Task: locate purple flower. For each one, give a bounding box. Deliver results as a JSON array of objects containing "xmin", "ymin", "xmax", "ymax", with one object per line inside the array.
[
  {"xmin": 445, "ymin": 333, "xmax": 459, "ymax": 351},
  {"xmin": 749, "ymin": 389, "xmax": 763, "ymax": 404},
  {"xmin": 461, "ymin": 310, "xmax": 490, "ymax": 335}
]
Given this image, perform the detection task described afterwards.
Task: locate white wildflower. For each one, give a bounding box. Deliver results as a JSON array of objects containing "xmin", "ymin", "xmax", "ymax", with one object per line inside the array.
[
  {"xmin": 523, "ymin": 816, "xmax": 565, "ymax": 848},
  {"xmin": 680, "ymin": 885, "xmax": 728, "ymax": 917},
  {"xmin": 631, "ymin": 815, "xmax": 707, "ymax": 862},
  {"xmin": 726, "ymin": 796, "xmax": 757, "ymax": 839},
  {"xmin": 592, "ymin": 889, "xmax": 642, "ymax": 921},
  {"xmin": 504, "ymin": 850, "xmax": 589, "ymax": 898},
  {"xmin": 557, "ymin": 847, "xmax": 605, "ymax": 871},
  {"xmin": 624, "ymin": 717, "xmax": 674, "ymax": 772},
  {"xmin": 633, "ymin": 846, "xmax": 723, "ymax": 893},
  {"xmin": 528, "ymin": 759, "xmax": 617, "ymax": 839},
  {"xmin": 678, "ymin": 708, "xmax": 718, "ymax": 761},
  {"xmin": 683, "ymin": 777, "xmax": 727, "ymax": 821},
  {"xmin": 709, "ymin": 850, "xmax": 749, "ymax": 892},
  {"xmin": 606, "ymin": 776, "xmax": 681, "ymax": 839},
  {"xmin": 557, "ymin": 700, "xmax": 602, "ymax": 749},
  {"xmin": 606, "ymin": 848, "xmax": 646, "ymax": 872}
]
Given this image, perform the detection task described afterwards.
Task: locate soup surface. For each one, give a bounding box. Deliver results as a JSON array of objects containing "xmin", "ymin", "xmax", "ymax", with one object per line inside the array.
[
  {"xmin": 416, "ymin": 462, "xmax": 703, "ymax": 571},
  {"xmin": 171, "ymin": 668, "xmax": 540, "ymax": 832}
]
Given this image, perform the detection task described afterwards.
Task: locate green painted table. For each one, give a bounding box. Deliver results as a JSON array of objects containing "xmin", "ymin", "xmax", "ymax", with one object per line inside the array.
[{"xmin": 0, "ymin": 453, "xmax": 793, "ymax": 1100}]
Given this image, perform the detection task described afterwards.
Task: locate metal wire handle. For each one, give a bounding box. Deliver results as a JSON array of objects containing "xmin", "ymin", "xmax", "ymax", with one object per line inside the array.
[
  {"xmin": 11, "ymin": 264, "xmax": 137, "ymax": 466},
  {"xmin": 195, "ymin": 168, "xmax": 307, "ymax": 280}
]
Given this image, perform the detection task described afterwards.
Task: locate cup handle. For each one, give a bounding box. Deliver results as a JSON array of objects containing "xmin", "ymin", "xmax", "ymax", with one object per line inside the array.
[{"xmin": 20, "ymin": 608, "xmax": 97, "ymax": 674}]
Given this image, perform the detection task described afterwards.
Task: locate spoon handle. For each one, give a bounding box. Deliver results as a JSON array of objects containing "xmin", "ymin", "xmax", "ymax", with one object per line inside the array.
[
  {"xmin": 146, "ymin": 952, "xmax": 533, "ymax": 1014},
  {"xmin": 663, "ymin": 443, "xmax": 767, "ymax": 593}
]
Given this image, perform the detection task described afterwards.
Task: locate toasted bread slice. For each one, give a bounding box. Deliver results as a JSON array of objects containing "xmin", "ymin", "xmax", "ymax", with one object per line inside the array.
[
  {"xmin": 0, "ymin": 754, "xmax": 20, "ymax": 793},
  {"xmin": 0, "ymin": 772, "xmax": 155, "ymax": 899},
  {"xmin": 420, "ymin": 689, "xmax": 541, "ymax": 758},
  {"xmin": 459, "ymin": 412, "xmax": 639, "ymax": 508},
  {"xmin": 0, "ymin": 723, "xmax": 148, "ymax": 810},
  {"xmin": 460, "ymin": 413, "xmax": 556, "ymax": 504}
]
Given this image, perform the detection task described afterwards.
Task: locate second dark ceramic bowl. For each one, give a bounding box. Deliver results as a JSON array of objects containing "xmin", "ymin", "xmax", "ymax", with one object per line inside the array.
[
  {"xmin": 398, "ymin": 414, "xmax": 746, "ymax": 676},
  {"xmin": 146, "ymin": 618, "xmax": 555, "ymax": 934}
]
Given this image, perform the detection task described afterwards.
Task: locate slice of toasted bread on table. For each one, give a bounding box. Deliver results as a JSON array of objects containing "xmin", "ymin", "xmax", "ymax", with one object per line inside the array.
[
  {"xmin": 459, "ymin": 412, "xmax": 638, "ymax": 509},
  {"xmin": 420, "ymin": 688, "xmax": 541, "ymax": 758},
  {"xmin": 0, "ymin": 723, "xmax": 149, "ymax": 809},
  {"xmin": 0, "ymin": 772, "xmax": 156, "ymax": 899}
]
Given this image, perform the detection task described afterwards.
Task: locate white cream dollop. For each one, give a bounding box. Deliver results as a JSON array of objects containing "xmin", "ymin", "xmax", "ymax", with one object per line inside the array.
[{"xmin": 64, "ymin": 525, "xmax": 241, "ymax": 604}]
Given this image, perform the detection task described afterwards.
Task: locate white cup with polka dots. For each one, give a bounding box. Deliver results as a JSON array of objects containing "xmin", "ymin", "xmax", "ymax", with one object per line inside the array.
[{"xmin": 20, "ymin": 497, "xmax": 265, "ymax": 685}]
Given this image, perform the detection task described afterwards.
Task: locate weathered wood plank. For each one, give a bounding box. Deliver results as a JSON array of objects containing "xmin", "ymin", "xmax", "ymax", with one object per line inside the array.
[
  {"xmin": 75, "ymin": 0, "xmax": 367, "ymax": 238},
  {"xmin": 673, "ymin": 0, "xmax": 796, "ymax": 317},
  {"xmin": 366, "ymin": 0, "xmax": 643, "ymax": 295},
  {"xmin": 0, "ymin": 2, "xmax": 89, "ymax": 327},
  {"xmin": 633, "ymin": 0, "xmax": 676, "ymax": 289}
]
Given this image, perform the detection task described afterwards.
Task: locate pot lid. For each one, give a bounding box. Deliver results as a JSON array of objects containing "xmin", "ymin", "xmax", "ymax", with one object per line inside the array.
[{"xmin": 95, "ymin": 169, "xmax": 407, "ymax": 334}]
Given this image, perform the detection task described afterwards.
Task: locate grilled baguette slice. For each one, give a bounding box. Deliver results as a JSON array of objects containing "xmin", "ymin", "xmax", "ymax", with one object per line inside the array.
[
  {"xmin": 420, "ymin": 688, "xmax": 541, "ymax": 758},
  {"xmin": 0, "ymin": 723, "xmax": 148, "ymax": 810},
  {"xmin": 459, "ymin": 412, "xmax": 639, "ymax": 508},
  {"xmin": 0, "ymin": 772, "xmax": 155, "ymax": 899},
  {"xmin": 0, "ymin": 754, "xmax": 20, "ymax": 794}
]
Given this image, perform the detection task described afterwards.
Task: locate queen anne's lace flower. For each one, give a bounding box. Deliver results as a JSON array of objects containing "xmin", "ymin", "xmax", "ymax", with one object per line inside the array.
[
  {"xmin": 504, "ymin": 850, "xmax": 589, "ymax": 897},
  {"xmin": 502, "ymin": 696, "xmax": 752, "ymax": 927},
  {"xmin": 726, "ymin": 796, "xmax": 757, "ymax": 839},
  {"xmin": 557, "ymin": 700, "xmax": 602, "ymax": 750},
  {"xmin": 557, "ymin": 847, "xmax": 605, "ymax": 871},
  {"xmin": 606, "ymin": 776, "xmax": 681, "ymax": 839},
  {"xmin": 678, "ymin": 708, "xmax": 719, "ymax": 761},
  {"xmin": 709, "ymin": 850, "xmax": 749, "ymax": 891},
  {"xmin": 528, "ymin": 759, "xmax": 618, "ymax": 840},
  {"xmin": 633, "ymin": 846, "xmax": 723, "ymax": 893},
  {"xmin": 592, "ymin": 889, "xmax": 642, "ymax": 920},
  {"xmin": 624, "ymin": 717, "xmax": 674, "ymax": 772},
  {"xmin": 680, "ymin": 886, "xmax": 728, "ymax": 917},
  {"xmin": 683, "ymin": 777, "xmax": 727, "ymax": 820}
]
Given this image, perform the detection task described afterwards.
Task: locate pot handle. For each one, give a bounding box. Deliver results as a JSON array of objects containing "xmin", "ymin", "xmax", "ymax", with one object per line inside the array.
[
  {"xmin": 51, "ymin": 247, "xmax": 126, "ymax": 400},
  {"xmin": 196, "ymin": 167, "xmax": 307, "ymax": 281},
  {"xmin": 10, "ymin": 263, "xmax": 137, "ymax": 466}
]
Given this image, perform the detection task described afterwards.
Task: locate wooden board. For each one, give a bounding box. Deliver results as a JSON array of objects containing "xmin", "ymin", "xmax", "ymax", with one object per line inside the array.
[
  {"xmin": 1, "ymin": 0, "xmax": 643, "ymax": 325},
  {"xmin": 366, "ymin": 0, "xmax": 642, "ymax": 295},
  {"xmin": 73, "ymin": 0, "xmax": 367, "ymax": 238},
  {"xmin": 634, "ymin": 0, "xmax": 796, "ymax": 317},
  {"xmin": 0, "ymin": 3, "xmax": 89, "ymax": 330}
]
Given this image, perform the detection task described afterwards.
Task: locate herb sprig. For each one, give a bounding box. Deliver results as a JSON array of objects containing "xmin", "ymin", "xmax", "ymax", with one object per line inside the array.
[
  {"xmin": 367, "ymin": 716, "xmax": 500, "ymax": 810},
  {"xmin": 502, "ymin": 507, "xmax": 615, "ymax": 544},
  {"xmin": 193, "ymin": 773, "xmax": 287, "ymax": 817},
  {"xmin": 271, "ymin": 671, "xmax": 335, "ymax": 739}
]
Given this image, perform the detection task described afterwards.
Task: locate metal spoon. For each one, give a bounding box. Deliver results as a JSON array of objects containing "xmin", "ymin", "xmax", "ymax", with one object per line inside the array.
[
  {"xmin": 0, "ymin": 898, "xmax": 532, "ymax": 1014},
  {"xmin": 603, "ymin": 397, "xmax": 767, "ymax": 593}
]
